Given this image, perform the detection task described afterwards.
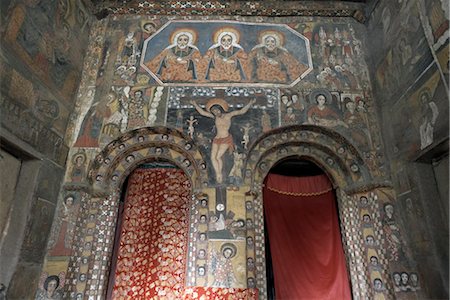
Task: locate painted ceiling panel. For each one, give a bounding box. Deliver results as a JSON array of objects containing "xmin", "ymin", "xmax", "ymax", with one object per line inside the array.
[{"xmin": 91, "ymin": 0, "xmax": 370, "ymax": 22}]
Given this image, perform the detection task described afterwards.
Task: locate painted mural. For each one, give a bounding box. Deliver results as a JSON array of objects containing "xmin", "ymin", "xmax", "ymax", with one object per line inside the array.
[
  {"xmin": 165, "ymin": 85, "xmax": 375, "ymax": 186},
  {"xmin": 35, "ymin": 272, "xmax": 65, "ymax": 300},
  {"xmin": 368, "ymin": 0, "xmax": 434, "ymax": 103},
  {"xmin": 0, "ymin": 59, "xmax": 69, "ymax": 164},
  {"xmin": 3, "ymin": 0, "xmax": 91, "ymax": 104},
  {"xmin": 141, "ymin": 21, "xmax": 313, "ymax": 86},
  {"xmin": 47, "ymin": 192, "xmax": 82, "ymax": 257},
  {"xmin": 390, "ymin": 63, "xmax": 449, "ymax": 156},
  {"xmin": 366, "ymin": 0, "xmax": 449, "ymax": 298},
  {"xmin": 422, "ymin": 0, "xmax": 449, "ymax": 50},
  {"xmin": 36, "ymin": 13, "xmax": 439, "ymax": 299}
]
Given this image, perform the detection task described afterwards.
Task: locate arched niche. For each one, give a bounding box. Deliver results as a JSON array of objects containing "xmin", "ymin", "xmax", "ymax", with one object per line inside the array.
[
  {"xmin": 64, "ymin": 127, "xmax": 210, "ymax": 298},
  {"xmin": 242, "ymin": 125, "xmax": 393, "ymax": 299}
]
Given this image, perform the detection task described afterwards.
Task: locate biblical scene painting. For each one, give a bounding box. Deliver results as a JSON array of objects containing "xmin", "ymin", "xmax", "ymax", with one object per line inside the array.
[
  {"xmin": 166, "ymin": 86, "xmax": 279, "ymax": 185},
  {"xmin": 141, "ymin": 21, "xmax": 313, "ymax": 86}
]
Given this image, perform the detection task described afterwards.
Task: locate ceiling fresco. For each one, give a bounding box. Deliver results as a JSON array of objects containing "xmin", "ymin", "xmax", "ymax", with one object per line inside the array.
[{"xmin": 90, "ymin": 0, "xmax": 370, "ymax": 22}]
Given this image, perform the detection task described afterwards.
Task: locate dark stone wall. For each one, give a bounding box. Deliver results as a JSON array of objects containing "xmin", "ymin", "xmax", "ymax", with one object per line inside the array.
[
  {"xmin": 0, "ymin": 0, "xmax": 92, "ymax": 298},
  {"xmin": 367, "ymin": 0, "xmax": 449, "ymax": 298}
]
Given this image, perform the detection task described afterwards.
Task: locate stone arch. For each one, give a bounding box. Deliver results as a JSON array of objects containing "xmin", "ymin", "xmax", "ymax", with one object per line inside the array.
[
  {"xmin": 64, "ymin": 127, "xmax": 210, "ymax": 297},
  {"xmin": 243, "ymin": 125, "xmax": 392, "ymax": 299},
  {"xmin": 88, "ymin": 126, "xmax": 209, "ymax": 195},
  {"xmin": 244, "ymin": 125, "xmax": 377, "ymax": 191}
]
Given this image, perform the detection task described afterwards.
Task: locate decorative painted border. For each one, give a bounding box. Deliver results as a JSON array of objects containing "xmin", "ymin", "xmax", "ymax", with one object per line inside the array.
[{"xmin": 92, "ymin": 1, "xmax": 367, "ymax": 22}]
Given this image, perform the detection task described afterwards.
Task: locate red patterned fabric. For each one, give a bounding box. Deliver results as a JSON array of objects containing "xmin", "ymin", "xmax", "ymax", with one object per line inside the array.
[
  {"xmin": 111, "ymin": 167, "xmax": 191, "ymax": 299},
  {"xmin": 182, "ymin": 287, "xmax": 258, "ymax": 299},
  {"xmin": 264, "ymin": 174, "xmax": 351, "ymax": 300}
]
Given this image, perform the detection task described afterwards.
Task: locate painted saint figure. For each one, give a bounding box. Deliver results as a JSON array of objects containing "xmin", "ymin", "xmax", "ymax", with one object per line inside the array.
[
  {"xmin": 70, "ymin": 151, "xmax": 87, "ymax": 183},
  {"xmin": 249, "ymin": 30, "xmax": 309, "ymax": 83},
  {"xmin": 35, "ymin": 274, "xmax": 63, "ymax": 300},
  {"xmin": 261, "ymin": 110, "xmax": 272, "ymax": 132},
  {"xmin": 418, "ymin": 88, "xmax": 439, "ymax": 149},
  {"xmin": 229, "ymin": 151, "xmax": 244, "ymax": 186},
  {"xmin": 191, "ymin": 98, "xmax": 255, "ymax": 183},
  {"xmin": 147, "ymin": 29, "xmax": 202, "ymax": 81},
  {"xmin": 73, "ymin": 100, "xmax": 110, "ymax": 148},
  {"xmin": 241, "ymin": 123, "xmax": 252, "ymax": 149},
  {"xmin": 48, "ymin": 195, "xmax": 79, "ymax": 256},
  {"xmin": 210, "ymin": 243, "xmax": 238, "ymax": 288},
  {"xmin": 307, "ymin": 92, "xmax": 348, "ymax": 128},
  {"xmin": 127, "ymin": 90, "xmax": 147, "ymax": 129},
  {"xmin": 204, "ymin": 28, "xmax": 249, "ymax": 81},
  {"xmin": 343, "ymin": 98, "xmax": 370, "ymax": 146},
  {"xmin": 283, "ymin": 106, "xmax": 297, "ymax": 125}
]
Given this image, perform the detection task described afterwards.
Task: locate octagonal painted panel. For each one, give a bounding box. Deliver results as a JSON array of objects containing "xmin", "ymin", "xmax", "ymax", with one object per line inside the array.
[{"xmin": 140, "ymin": 20, "xmax": 313, "ymax": 87}]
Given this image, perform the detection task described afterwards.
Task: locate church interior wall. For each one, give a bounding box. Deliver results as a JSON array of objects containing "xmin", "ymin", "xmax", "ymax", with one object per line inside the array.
[
  {"xmin": 0, "ymin": 0, "xmax": 447, "ymax": 299},
  {"xmin": 39, "ymin": 13, "xmax": 395, "ymax": 299},
  {"xmin": 0, "ymin": 0, "xmax": 92, "ymax": 298},
  {"xmin": 366, "ymin": 0, "xmax": 449, "ymax": 298}
]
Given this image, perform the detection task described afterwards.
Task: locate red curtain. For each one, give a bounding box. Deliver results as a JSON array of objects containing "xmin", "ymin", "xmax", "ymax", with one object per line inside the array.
[
  {"xmin": 110, "ymin": 166, "xmax": 191, "ymax": 299},
  {"xmin": 263, "ymin": 173, "xmax": 351, "ymax": 300}
]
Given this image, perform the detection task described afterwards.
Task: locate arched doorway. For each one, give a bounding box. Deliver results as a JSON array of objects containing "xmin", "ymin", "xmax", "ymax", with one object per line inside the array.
[
  {"xmin": 263, "ymin": 158, "xmax": 351, "ymax": 299},
  {"xmin": 107, "ymin": 161, "xmax": 191, "ymax": 299},
  {"xmin": 63, "ymin": 127, "xmax": 210, "ymax": 298},
  {"xmin": 243, "ymin": 126, "xmax": 392, "ymax": 299}
]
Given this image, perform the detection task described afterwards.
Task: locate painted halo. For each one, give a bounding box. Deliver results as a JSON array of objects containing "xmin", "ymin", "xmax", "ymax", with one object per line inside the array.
[
  {"xmin": 212, "ymin": 27, "xmax": 241, "ymax": 44},
  {"xmin": 221, "ymin": 242, "xmax": 237, "ymax": 258},
  {"xmin": 169, "ymin": 28, "xmax": 198, "ymax": 46},
  {"xmin": 206, "ymin": 98, "xmax": 229, "ymax": 112},
  {"xmin": 259, "ymin": 29, "xmax": 285, "ymax": 47},
  {"xmin": 309, "ymin": 88, "xmax": 333, "ymax": 104}
]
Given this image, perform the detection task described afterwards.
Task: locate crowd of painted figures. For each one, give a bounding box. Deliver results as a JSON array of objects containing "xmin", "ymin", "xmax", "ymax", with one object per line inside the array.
[{"xmin": 145, "ymin": 28, "xmax": 309, "ymax": 83}]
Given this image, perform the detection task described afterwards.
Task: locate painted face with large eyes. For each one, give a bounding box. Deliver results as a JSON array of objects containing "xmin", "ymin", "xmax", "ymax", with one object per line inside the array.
[
  {"xmin": 264, "ymin": 36, "xmax": 277, "ymax": 51},
  {"xmin": 220, "ymin": 34, "xmax": 233, "ymax": 50},
  {"xmin": 223, "ymin": 248, "xmax": 233, "ymax": 258},
  {"xmin": 177, "ymin": 34, "xmax": 189, "ymax": 49},
  {"xmin": 316, "ymin": 95, "xmax": 326, "ymax": 106},
  {"xmin": 47, "ymin": 280, "xmax": 57, "ymax": 294}
]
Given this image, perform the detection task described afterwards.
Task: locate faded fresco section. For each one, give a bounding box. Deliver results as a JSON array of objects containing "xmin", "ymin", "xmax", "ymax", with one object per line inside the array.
[
  {"xmin": 1, "ymin": 0, "xmax": 92, "ymax": 162},
  {"xmin": 367, "ymin": 0, "xmax": 449, "ymax": 298},
  {"xmin": 0, "ymin": 1, "xmax": 92, "ymax": 299}
]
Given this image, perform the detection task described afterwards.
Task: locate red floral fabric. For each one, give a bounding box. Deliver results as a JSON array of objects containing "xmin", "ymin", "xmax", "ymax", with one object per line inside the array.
[
  {"xmin": 182, "ymin": 287, "xmax": 258, "ymax": 299},
  {"xmin": 111, "ymin": 167, "xmax": 191, "ymax": 299}
]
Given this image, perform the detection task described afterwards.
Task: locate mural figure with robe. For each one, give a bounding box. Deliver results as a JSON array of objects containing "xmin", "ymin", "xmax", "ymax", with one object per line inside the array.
[
  {"xmin": 418, "ymin": 88, "xmax": 439, "ymax": 149},
  {"xmin": 343, "ymin": 97, "xmax": 370, "ymax": 147},
  {"xmin": 146, "ymin": 29, "xmax": 202, "ymax": 82},
  {"xmin": 249, "ymin": 30, "xmax": 308, "ymax": 83},
  {"xmin": 204, "ymin": 28, "xmax": 249, "ymax": 81},
  {"xmin": 35, "ymin": 273, "xmax": 64, "ymax": 300},
  {"xmin": 141, "ymin": 21, "xmax": 312, "ymax": 85},
  {"xmin": 210, "ymin": 243, "xmax": 238, "ymax": 288},
  {"xmin": 48, "ymin": 195, "xmax": 79, "ymax": 256},
  {"xmin": 69, "ymin": 150, "xmax": 87, "ymax": 182},
  {"xmin": 307, "ymin": 90, "xmax": 348, "ymax": 128}
]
